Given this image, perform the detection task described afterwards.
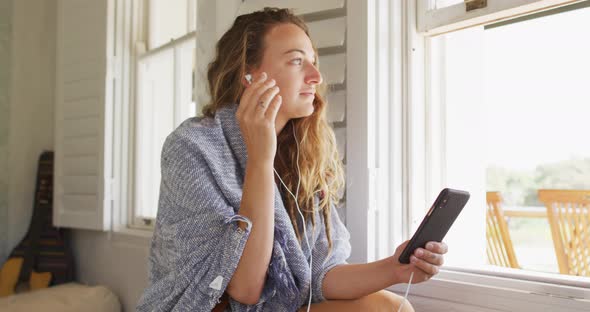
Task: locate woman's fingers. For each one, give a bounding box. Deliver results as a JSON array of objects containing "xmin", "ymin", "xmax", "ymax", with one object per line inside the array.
[
  {"xmin": 246, "ymin": 78, "xmax": 276, "ymax": 116},
  {"xmin": 392, "ymin": 240, "xmax": 447, "ymax": 284},
  {"xmin": 238, "ymin": 71, "xmax": 281, "ymax": 123},
  {"xmin": 410, "ymin": 255, "xmax": 439, "ymax": 276},
  {"xmin": 265, "ymin": 94, "xmax": 282, "ymax": 121},
  {"xmin": 238, "ymin": 72, "xmax": 268, "ymax": 116},
  {"xmin": 235, "ymin": 71, "xmax": 280, "ymax": 163},
  {"xmin": 414, "ymin": 248, "xmax": 444, "ymax": 266},
  {"xmin": 250, "ymin": 74, "xmax": 273, "ymax": 101},
  {"xmin": 425, "ymin": 241, "xmax": 448, "ymax": 254},
  {"xmin": 410, "ymin": 244, "xmax": 446, "ymax": 279},
  {"xmin": 256, "ymin": 85, "xmax": 280, "ymax": 113}
]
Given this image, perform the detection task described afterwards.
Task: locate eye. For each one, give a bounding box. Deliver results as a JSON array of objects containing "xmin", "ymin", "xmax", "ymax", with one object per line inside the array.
[{"xmin": 291, "ymin": 58, "xmax": 303, "ymax": 65}]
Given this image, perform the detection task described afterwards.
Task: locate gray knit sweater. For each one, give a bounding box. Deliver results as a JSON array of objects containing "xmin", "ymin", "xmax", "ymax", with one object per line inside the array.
[{"xmin": 136, "ymin": 103, "xmax": 351, "ymax": 311}]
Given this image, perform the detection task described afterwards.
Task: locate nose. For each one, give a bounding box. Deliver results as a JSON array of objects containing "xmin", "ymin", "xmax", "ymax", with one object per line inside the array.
[{"xmin": 305, "ymin": 63, "xmax": 323, "ymax": 86}]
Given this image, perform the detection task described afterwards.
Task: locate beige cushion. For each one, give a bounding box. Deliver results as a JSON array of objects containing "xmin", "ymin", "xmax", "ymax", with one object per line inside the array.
[{"xmin": 0, "ymin": 282, "xmax": 121, "ymax": 312}]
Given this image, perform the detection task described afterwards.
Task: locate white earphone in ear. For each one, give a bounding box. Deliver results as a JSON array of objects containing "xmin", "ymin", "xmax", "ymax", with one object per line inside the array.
[{"xmin": 245, "ymin": 73, "xmax": 253, "ymax": 85}]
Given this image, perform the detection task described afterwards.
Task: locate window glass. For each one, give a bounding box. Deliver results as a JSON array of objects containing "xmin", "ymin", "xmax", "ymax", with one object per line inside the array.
[{"xmin": 430, "ymin": 5, "xmax": 590, "ymax": 279}]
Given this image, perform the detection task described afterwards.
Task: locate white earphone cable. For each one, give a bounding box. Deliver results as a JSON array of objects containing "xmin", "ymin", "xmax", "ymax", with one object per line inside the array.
[
  {"xmin": 396, "ymin": 272, "xmax": 414, "ymax": 312},
  {"xmin": 273, "ymin": 123, "xmax": 313, "ymax": 312}
]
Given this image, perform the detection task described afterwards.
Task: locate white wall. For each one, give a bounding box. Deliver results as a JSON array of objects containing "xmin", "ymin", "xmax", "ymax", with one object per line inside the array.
[
  {"xmin": 71, "ymin": 230, "xmax": 151, "ymax": 311},
  {"xmin": 6, "ymin": 0, "xmax": 56, "ymax": 254},
  {"xmin": 2, "ymin": 1, "xmax": 148, "ymax": 311},
  {"xmin": 0, "ymin": 0, "xmax": 14, "ymax": 264}
]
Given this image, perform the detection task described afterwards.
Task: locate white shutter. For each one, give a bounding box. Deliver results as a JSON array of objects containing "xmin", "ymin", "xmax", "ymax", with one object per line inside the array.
[
  {"xmin": 307, "ymin": 17, "xmax": 345, "ymax": 48},
  {"xmin": 54, "ymin": 0, "xmax": 114, "ymax": 230},
  {"xmin": 326, "ymin": 90, "xmax": 345, "ymax": 123},
  {"xmin": 318, "ymin": 53, "xmax": 346, "ymax": 85}
]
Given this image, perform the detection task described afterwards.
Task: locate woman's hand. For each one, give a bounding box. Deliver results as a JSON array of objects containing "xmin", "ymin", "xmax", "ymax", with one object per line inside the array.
[
  {"xmin": 236, "ymin": 72, "xmax": 283, "ymax": 164},
  {"xmin": 390, "ymin": 240, "xmax": 448, "ymax": 284}
]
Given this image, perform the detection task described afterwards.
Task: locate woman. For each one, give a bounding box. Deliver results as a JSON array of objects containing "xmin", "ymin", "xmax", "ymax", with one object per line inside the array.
[{"xmin": 137, "ymin": 7, "xmax": 447, "ymax": 312}]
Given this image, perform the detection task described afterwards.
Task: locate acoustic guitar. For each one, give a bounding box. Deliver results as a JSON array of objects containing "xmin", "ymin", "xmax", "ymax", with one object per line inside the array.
[{"xmin": 0, "ymin": 151, "xmax": 74, "ymax": 296}]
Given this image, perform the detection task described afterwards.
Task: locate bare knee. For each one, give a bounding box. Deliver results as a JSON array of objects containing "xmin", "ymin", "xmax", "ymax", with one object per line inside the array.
[
  {"xmin": 364, "ymin": 290, "xmax": 414, "ymax": 312},
  {"xmin": 299, "ymin": 290, "xmax": 414, "ymax": 312}
]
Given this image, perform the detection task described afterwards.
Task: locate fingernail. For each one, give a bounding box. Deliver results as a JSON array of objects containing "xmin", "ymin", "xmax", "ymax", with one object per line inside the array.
[
  {"xmin": 427, "ymin": 243, "xmax": 434, "ymax": 250},
  {"xmin": 416, "ymin": 249, "xmax": 424, "ymax": 257},
  {"xmin": 410, "ymin": 256, "xmax": 417, "ymax": 263},
  {"xmin": 261, "ymin": 72, "xmax": 267, "ymax": 79}
]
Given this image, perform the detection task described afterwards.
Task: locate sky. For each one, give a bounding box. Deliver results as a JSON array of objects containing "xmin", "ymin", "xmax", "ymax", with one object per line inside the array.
[{"xmin": 483, "ymin": 6, "xmax": 590, "ymax": 170}]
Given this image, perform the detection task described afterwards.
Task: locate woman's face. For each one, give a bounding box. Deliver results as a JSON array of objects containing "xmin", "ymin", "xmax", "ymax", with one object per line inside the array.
[{"xmin": 249, "ymin": 23, "xmax": 322, "ymax": 126}]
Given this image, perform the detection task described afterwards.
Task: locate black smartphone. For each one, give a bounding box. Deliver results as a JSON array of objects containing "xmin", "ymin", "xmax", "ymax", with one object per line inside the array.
[{"xmin": 398, "ymin": 188, "xmax": 470, "ymax": 264}]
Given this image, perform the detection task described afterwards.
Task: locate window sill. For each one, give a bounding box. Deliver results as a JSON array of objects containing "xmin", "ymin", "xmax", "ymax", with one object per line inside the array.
[
  {"xmin": 109, "ymin": 227, "xmax": 153, "ymax": 247},
  {"xmin": 388, "ymin": 269, "xmax": 590, "ymax": 311}
]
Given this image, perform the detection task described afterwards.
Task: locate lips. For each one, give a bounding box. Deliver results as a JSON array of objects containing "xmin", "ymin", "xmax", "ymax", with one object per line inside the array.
[{"xmin": 300, "ymin": 90, "xmax": 315, "ymax": 96}]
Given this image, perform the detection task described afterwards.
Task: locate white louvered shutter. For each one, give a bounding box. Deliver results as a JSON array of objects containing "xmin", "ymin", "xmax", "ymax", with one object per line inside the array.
[{"xmin": 54, "ymin": 0, "xmax": 115, "ymax": 230}]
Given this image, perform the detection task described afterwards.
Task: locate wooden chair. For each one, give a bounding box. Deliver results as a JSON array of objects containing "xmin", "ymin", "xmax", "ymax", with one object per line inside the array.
[
  {"xmin": 486, "ymin": 192, "xmax": 519, "ymax": 268},
  {"xmin": 538, "ymin": 190, "xmax": 590, "ymax": 277}
]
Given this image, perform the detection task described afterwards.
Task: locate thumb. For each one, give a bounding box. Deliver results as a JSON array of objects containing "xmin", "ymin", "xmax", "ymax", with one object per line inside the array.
[
  {"xmin": 396, "ymin": 240, "xmax": 411, "ymax": 253},
  {"xmin": 392, "ymin": 240, "xmax": 411, "ymax": 264}
]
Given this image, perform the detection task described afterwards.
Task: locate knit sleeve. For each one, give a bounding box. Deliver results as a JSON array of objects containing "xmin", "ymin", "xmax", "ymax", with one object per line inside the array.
[
  {"xmin": 136, "ymin": 132, "xmax": 252, "ymax": 312},
  {"xmin": 309, "ymin": 202, "xmax": 351, "ymax": 303}
]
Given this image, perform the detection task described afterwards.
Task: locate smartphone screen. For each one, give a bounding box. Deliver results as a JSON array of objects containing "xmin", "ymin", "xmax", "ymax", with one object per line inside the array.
[{"xmin": 398, "ymin": 188, "xmax": 470, "ymax": 264}]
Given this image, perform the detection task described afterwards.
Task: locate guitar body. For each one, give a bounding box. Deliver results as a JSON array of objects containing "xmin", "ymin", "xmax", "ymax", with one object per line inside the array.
[
  {"xmin": 0, "ymin": 258, "xmax": 23, "ymax": 296},
  {"xmin": 0, "ymin": 151, "xmax": 74, "ymax": 296}
]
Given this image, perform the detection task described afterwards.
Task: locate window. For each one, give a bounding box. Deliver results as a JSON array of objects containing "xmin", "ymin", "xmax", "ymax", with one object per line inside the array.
[
  {"xmin": 482, "ymin": 6, "xmax": 590, "ymax": 277},
  {"xmin": 381, "ymin": 0, "xmax": 590, "ymax": 308},
  {"xmin": 131, "ymin": 0, "xmax": 197, "ymax": 228},
  {"xmin": 423, "ymin": 0, "xmax": 590, "ymax": 280}
]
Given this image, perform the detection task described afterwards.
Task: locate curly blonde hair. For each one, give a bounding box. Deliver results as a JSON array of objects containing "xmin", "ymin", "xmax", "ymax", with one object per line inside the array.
[{"xmin": 201, "ymin": 7, "xmax": 345, "ymax": 251}]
